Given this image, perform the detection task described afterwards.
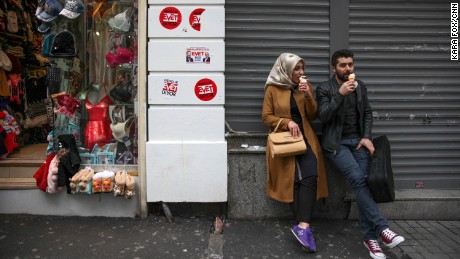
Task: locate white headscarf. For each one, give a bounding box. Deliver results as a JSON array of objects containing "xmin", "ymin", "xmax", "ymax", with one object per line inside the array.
[{"xmin": 265, "ymin": 53, "xmax": 304, "ymax": 90}]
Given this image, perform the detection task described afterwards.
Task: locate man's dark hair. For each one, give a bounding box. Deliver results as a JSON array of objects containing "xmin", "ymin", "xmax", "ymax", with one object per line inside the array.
[{"xmin": 331, "ymin": 49, "xmax": 354, "ymax": 67}]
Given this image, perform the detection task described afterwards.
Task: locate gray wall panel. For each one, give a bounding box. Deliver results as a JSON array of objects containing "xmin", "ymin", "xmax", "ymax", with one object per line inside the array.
[
  {"xmin": 349, "ymin": 0, "xmax": 460, "ymax": 188},
  {"xmin": 225, "ymin": 0, "xmax": 330, "ymax": 132}
]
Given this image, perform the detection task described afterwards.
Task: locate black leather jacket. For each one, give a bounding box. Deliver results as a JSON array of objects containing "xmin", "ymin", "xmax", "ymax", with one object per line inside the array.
[{"xmin": 315, "ymin": 76, "xmax": 373, "ymax": 154}]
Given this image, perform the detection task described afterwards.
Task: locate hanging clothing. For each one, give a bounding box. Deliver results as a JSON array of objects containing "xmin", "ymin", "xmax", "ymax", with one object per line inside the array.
[
  {"xmin": 46, "ymin": 155, "xmax": 64, "ymax": 194},
  {"xmin": 88, "ymin": 1, "xmax": 115, "ymax": 86},
  {"xmin": 84, "ymin": 86, "xmax": 113, "ymax": 151},
  {"xmin": 0, "ymin": 69, "xmax": 10, "ymax": 97},
  {"xmin": 33, "ymin": 153, "xmax": 56, "ymax": 192},
  {"xmin": 57, "ymin": 134, "xmax": 81, "ymax": 194}
]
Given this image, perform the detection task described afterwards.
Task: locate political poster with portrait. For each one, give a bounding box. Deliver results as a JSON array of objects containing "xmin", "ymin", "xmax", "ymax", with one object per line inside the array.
[{"xmin": 185, "ymin": 47, "xmax": 211, "ymax": 63}]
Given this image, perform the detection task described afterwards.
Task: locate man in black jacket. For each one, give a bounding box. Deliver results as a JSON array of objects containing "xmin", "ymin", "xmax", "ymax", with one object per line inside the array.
[{"xmin": 316, "ymin": 49, "xmax": 404, "ymax": 259}]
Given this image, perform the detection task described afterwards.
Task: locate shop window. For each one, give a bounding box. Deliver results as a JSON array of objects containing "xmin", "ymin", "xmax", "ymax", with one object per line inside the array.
[{"xmin": 0, "ymin": 0, "xmax": 138, "ymax": 167}]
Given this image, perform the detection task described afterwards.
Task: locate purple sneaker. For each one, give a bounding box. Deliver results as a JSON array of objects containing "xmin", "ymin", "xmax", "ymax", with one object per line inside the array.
[
  {"xmin": 304, "ymin": 227, "xmax": 317, "ymax": 252},
  {"xmin": 291, "ymin": 225, "xmax": 316, "ymax": 252}
]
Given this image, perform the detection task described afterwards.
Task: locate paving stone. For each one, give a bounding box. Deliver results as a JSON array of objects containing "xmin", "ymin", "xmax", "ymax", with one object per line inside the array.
[
  {"xmin": 405, "ymin": 252, "xmax": 424, "ymax": 259},
  {"xmin": 425, "ymin": 245, "xmax": 443, "ymax": 253}
]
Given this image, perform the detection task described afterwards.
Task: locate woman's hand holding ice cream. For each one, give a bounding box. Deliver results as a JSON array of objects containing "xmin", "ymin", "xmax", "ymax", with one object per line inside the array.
[{"xmin": 298, "ymin": 76, "xmax": 312, "ymax": 98}]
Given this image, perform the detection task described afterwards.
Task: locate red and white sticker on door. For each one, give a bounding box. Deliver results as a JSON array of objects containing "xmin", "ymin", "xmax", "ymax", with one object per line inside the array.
[
  {"xmin": 162, "ymin": 79, "xmax": 179, "ymax": 99},
  {"xmin": 159, "ymin": 6, "xmax": 182, "ymax": 30},
  {"xmin": 189, "ymin": 8, "xmax": 205, "ymax": 31},
  {"xmin": 195, "ymin": 78, "xmax": 217, "ymax": 101}
]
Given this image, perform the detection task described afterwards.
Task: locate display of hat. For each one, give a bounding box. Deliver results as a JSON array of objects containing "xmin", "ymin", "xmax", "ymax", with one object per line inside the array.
[
  {"xmin": 36, "ymin": 0, "xmax": 63, "ymax": 23},
  {"xmin": 6, "ymin": 10, "xmax": 19, "ymax": 33},
  {"xmin": 52, "ymin": 93, "xmax": 81, "ymax": 118},
  {"xmin": 115, "ymin": 48, "xmax": 134, "ymax": 63},
  {"xmin": 105, "ymin": 51, "xmax": 119, "ymax": 67},
  {"xmin": 0, "ymin": 50, "xmax": 12, "ymax": 71},
  {"xmin": 105, "ymin": 47, "xmax": 134, "ymax": 68},
  {"xmin": 110, "ymin": 116, "xmax": 134, "ymax": 145},
  {"xmin": 59, "ymin": 0, "xmax": 84, "ymax": 19},
  {"xmin": 41, "ymin": 33, "xmax": 56, "ymax": 57},
  {"xmin": 110, "ymin": 81, "xmax": 132, "ymax": 102},
  {"xmin": 5, "ymin": 53, "xmax": 22, "ymax": 74},
  {"xmin": 38, "ymin": 22, "xmax": 51, "ymax": 33},
  {"xmin": 50, "ymin": 29, "xmax": 76, "ymax": 57},
  {"xmin": 108, "ymin": 7, "xmax": 132, "ymax": 32},
  {"xmin": 36, "ymin": 0, "xmax": 46, "ymax": 16},
  {"xmin": 0, "ymin": 9, "xmax": 5, "ymax": 32}
]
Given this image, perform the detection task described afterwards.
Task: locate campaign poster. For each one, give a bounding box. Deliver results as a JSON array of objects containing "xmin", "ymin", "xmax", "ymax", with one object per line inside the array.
[{"xmin": 186, "ymin": 47, "xmax": 211, "ymax": 63}]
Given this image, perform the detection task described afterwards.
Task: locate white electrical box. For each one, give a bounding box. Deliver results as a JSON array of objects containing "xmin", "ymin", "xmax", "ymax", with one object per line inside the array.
[
  {"xmin": 148, "ymin": 74, "xmax": 224, "ymax": 105},
  {"xmin": 148, "ymin": 6, "xmax": 225, "ymax": 38},
  {"xmin": 146, "ymin": 141, "xmax": 228, "ymax": 202},
  {"xmin": 148, "ymin": 106, "xmax": 225, "ymax": 142},
  {"xmin": 148, "ymin": 40, "xmax": 225, "ymax": 72}
]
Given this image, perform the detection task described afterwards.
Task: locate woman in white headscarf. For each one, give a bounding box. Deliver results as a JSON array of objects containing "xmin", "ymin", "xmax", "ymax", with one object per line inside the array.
[{"xmin": 262, "ymin": 53, "xmax": 328, "ymax": 253}]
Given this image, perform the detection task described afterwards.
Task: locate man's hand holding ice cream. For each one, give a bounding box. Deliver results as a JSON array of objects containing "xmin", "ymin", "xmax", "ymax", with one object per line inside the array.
[
  {"xmin": 339, "ymin": 73, "xmax": 357, "ymax": 96},
  {"xmin": 348, "ymin": 73, "xmax": 355, "ymax": 82}
]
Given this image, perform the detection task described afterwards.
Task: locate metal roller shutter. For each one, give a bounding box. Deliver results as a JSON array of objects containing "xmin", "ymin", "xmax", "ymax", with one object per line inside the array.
[
  {"xmin": 349, "ymin": 0, "xmax": 460, "ymax": 188},
  {"xmin": 225, "ymin": 0, "xmax": 330, "ymax": 132}
]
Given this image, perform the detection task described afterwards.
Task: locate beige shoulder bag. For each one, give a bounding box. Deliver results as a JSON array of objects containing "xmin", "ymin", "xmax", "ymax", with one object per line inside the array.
[{"xmin": 267, "ymin": 118, "xmax": 307, "ymax": 158}]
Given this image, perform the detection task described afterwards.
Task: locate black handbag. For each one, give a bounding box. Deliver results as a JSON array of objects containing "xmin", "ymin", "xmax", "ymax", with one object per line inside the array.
[{"xmin": 367, "ymin": 135, "xmax": 396, "ymax": 203}]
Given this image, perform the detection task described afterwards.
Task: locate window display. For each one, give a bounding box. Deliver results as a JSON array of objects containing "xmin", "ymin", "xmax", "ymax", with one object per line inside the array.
[{"xmin": 0, "ymin": 0, "xmax": 138, "ymax": 167}]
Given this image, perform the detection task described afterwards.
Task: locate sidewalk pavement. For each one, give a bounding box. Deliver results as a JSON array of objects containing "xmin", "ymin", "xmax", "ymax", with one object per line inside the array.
[{"xmin": 0, "ymin": 214, "xmax": 459, "ymax": 259}]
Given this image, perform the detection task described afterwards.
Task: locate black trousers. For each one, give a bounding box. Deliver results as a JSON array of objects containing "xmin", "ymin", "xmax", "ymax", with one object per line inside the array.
[{"xmin": 291, "ymin": 146, "xmax": 318, "ymax": 223}]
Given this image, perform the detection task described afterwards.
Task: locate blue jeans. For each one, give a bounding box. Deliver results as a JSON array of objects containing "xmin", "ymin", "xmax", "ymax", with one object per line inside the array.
[{"xmin": 325, "ymin": 138, "xmax": 388, "ymax": 240}]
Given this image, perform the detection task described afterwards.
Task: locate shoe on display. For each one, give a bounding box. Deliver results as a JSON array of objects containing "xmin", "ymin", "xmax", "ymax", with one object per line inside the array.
[
  {"xmin": 363, "ymin": 240, "xmax": 386, "ymax": 259},
  {"xmin": 380, "ymin": 228, "xmax": 405, "ymax": 248}
]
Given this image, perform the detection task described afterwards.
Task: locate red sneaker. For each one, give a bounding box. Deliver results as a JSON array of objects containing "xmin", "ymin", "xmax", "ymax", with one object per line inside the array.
[
  {"xmin": 363, "ymin": 240, "xmax": 386, "ymax": 259},
  {"xmin": 380, "ymin": 228, "xmax": 405, "ymax": 248}
]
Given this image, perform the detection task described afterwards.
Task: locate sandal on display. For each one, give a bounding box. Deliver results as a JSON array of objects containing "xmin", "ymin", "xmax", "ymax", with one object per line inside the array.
[
  {"xmin": 92, "ymin": 177, "xmax": 102, "ymax": 193},
  {"xmin": 92, "ymin": 171, "xmax": 104, "ymax": 193},
  {"xmin": 124, "ymin": 174, "xmax": 135, "ymax": 199},
  {"xmin": 114, "ymin": 171, "xmax": 126, "ymax": 196},
  {"xmin": 78, "ymin": 168, "xmax": 94, "ymax": 194},
  {"xmin": 102, "ymin": 170, "xmax": 115, "ymax": 193},
  {"xmin": 69, "ymin": 168, "xmax": 85, "ymax": 194}
]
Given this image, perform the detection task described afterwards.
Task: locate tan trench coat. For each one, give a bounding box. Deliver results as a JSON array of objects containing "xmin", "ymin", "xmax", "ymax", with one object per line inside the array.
[{"xmin": 262, "ymin": 84, "xmax": 328, "ymax": 203}]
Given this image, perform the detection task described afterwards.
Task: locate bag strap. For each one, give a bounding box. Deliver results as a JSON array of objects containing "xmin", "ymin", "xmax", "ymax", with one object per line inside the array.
[{"xmin": 273, "ymin": 118, "xmax": 284, "ymax": 133}]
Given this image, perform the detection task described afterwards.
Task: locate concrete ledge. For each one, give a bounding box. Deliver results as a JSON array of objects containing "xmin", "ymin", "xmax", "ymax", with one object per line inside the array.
[
  {"xmin": 227, "ymin": 147, "xmax": 350, "ymax": 219},
  {"xmin": 347, "ymin": 189, "xmax": 460, "ymax": 220},
  {"xmin": 0, "ymin": 178, "xmax": 37, "ymax": 190},
  {"xmin": 0, "ymin": 177, "xmax": 140, "ymax": 217}
]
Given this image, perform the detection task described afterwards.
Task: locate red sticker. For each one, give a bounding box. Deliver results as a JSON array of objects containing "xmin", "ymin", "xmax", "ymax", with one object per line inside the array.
[
  {"xmin": 195, "ymin": 78, "xmax": 217, "ymax": 101},
  {"xmin": 162, "ymin": 79, "xmax": 179, "ymax": 98},
  {"xmin": 159, "ymin": 7, "xmax": 182, "ymax": 30},
  {"xmin": 189, "ymin": 8, "xmax": 205, "ymax": 31}
]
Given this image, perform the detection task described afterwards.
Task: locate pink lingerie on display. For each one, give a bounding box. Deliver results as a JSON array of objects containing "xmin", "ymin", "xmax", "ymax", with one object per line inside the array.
[{"xmin": 84, "ymin": 87, "xmax": 113, "ymax": 151}]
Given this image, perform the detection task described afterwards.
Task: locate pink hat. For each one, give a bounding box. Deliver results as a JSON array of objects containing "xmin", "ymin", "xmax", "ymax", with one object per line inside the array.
[
  {"xmin": 105, "ymin": 51, "xmax": 119, "ymax": 67},
  {"xmin": 115, "ymin": 48, "xmax": 134, "ymax": 63},
  {"xmin": 105, "ymin": 48, "xmax": 134, "ymax": 68}
]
